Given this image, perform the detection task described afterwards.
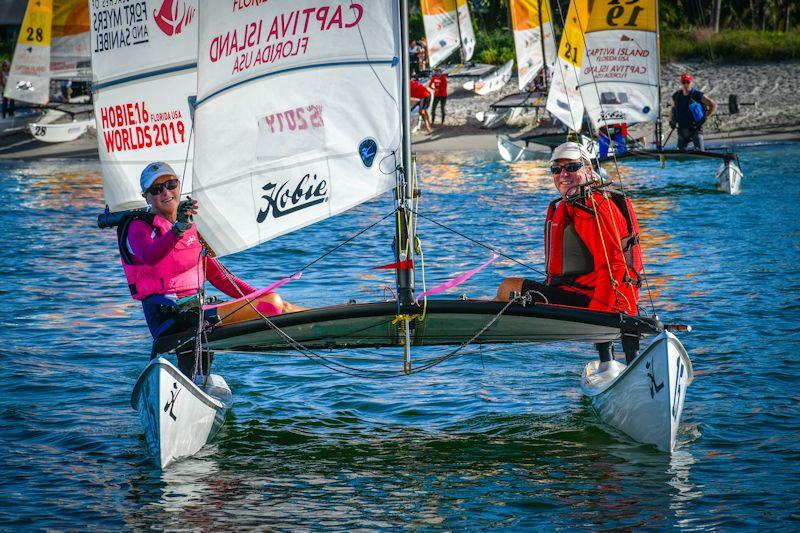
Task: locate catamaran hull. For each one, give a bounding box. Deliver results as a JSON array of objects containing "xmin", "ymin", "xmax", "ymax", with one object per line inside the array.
[
  {"xmin": 581, "ymin": 331, "xmax": 693, "ymax": 452},
  {"xmin": 130, "ymin": 358, "xmax": 232, "ymax": 469},
  {"xmin": 716, "ymin": 159, "xmax": 743, "ymax": 195},
  {"xmin": 497, "ymin": 134, "xmax": 597, "ymax": 162},
  {"xmin": 28, "ymin": 119, "xmax": 94, "ymax": 143}
]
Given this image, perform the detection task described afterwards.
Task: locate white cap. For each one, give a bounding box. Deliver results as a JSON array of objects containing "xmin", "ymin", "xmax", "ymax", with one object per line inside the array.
[
  {"xmin": 140, "ymin": 161, "xmax": 177, "ymax": 192},
  {"xmin": 551, "ymin": 141, "xmax": 593, "ymax": 164}
]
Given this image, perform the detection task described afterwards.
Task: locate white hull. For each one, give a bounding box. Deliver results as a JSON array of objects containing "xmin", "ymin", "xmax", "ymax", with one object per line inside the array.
[
  {"xmin": 131, "ymin": 357, "xmax": 232, "ymax": 469},
  {"xmin": 28, "ymin": 118, "xmax": 94, "ymax": 143},
  {"xmin": 581, "ymin": 331, "xmax": 693, "ymax": 452},
  {"xmin": 716, "ymin": 159, "xmax": 743, "ymax": 195},
  {"xmin": 497, "ymin": 134, "xmax": 548, "ymax": 162},
  {"xmin": 497, "ymin": 134, "xmax": 598, "ymax": 163}
]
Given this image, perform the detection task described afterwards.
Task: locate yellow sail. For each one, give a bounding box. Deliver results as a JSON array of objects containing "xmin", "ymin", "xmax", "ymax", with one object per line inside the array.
[{"xmin": 3, "ymin": 0, "xmax": 53, "ymax": 104}]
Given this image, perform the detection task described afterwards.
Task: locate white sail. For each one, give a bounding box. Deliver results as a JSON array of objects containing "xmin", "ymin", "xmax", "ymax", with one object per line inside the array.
[
  {"xmin": 50, "ymin": 0, "xmax": 91, "ymax": 81},
  {"xmin": 467, "ymin": 59, "xmax": 513, "ymax": 95},
  {"xmin": 421, "ymin": 0, "xmax": 460, "ymax": 68},
  {"xmin": 89, "ymin": 0, "xmax": 198, "ymax": 211},
  {"xmin": 545, "ymin": 0, "xmax": 588, "ymax": 132},
  {"xmin": 4, "ymin": 0, "xmax": 53, "ymax": 105},
  {"xmin": 577, "ymin": 0, "xmax": 659, "ymax": 129},
  {"xmin": 192, "ymin": 0, "xmax": 401, "ymax": 258},
  {"xmin": 456, "ymin": 0, "xmax": 476, "ymax": 63},
  {"xmin": 510, "ymin": 0, "xmax": 557, "ymax": 90}
]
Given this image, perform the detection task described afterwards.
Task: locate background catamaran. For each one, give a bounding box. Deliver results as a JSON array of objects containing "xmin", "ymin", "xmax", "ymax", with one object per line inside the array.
[
  {"xmin": 498, "ymin": 0, "xmax": 744, "ymax": 194},
  {"xmin": 92, "ymin": 0, "xmax": 691, "ymax": 468},
  {"xmin": 4, "ymin": 0, "xmax": 94, "ymax": 143}
]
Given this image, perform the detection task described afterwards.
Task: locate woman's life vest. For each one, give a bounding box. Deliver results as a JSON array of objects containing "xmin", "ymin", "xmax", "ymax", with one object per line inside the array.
[
  {"xmin": 116, "ymin": 212, "xmax": 204, "ymax": 300},
  {"xmin": 544, "ymin": 188, "xmax": 644, "ymax": 311}
]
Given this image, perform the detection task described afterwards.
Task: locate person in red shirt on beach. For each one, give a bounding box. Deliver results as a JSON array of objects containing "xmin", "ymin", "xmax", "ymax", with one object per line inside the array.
[
  {"xmin": 410, "ymin": 78, "xmax": 433, "ymax": 132},
  {"xmin": 495, "ymin": 142, "xmax": 643, "ymax": 362},
  {"xmin": 428, "ymin": 67, "xmax": 448, "ymax": 124}
]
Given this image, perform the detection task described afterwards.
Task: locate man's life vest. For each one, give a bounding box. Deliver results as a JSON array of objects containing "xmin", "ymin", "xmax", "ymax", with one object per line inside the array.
[
  {"xmin": 545, "ymin": 188, "xmax": 644, "ymax": 289},
  {"xmin": 672, "ymin": 88, "xmax": 706, "ymax": 128},
  {"xmin": 116, "ymin": 212, "xmax": 204, "ymax": 300}
]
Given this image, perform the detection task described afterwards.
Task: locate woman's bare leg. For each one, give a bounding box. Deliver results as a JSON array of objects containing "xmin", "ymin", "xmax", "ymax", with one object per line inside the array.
[
  {"xmin": 216, "ymin": 292, "xmax": 306, "ymax": 324},
  {"xmin": 495, "ymin": 277, "xmax": 524, "ymax": 301}
]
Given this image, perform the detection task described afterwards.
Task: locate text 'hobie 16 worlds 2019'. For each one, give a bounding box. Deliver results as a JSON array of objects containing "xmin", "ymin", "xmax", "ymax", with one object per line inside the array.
[{"xmin": 91, "ymin": 0, "xmax": 693, "ymax": 468}]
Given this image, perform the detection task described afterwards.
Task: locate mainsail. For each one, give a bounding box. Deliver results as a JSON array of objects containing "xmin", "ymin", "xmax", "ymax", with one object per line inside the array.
[
  {"xmin": 192, "ymin": 0, "xmax": 402, "ymax": 257},
  {"xmin": 509, "ymin": 0, "xmax": 557, "ymax": 91},
  {"xmin": 3, "ymin": 0, "xmax": 53, "ymax": 105},
  {"xmin": 421, "ymin": 0, "xmax": 475, "ymax": 68},
  {"xmin": 578, "ymin": 0, "xmax": 659, "ymax": 129},
  {"xmin": 89, "ymin": 0, "xmax": 198, "ymax": 211},
  {"xmin": 545, "ymin": 0, "xmax": 589, "ymax": 132},
  {"xmin": 50, "ymin": 0, "xmax": 91, "ymax": 81}
]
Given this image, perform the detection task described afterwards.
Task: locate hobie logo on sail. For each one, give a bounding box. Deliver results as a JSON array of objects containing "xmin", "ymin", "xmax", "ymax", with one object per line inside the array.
[
  {"xmin": 257, "ymin": 173, "xmax": 328, "ymax": 222},
  {"xmin": 154, "ymin": 0, "xmax": 196, "ymax": 37},
  {"xmin": 358, "ymin": 138, "xmax": 378, "ymax": 168}
]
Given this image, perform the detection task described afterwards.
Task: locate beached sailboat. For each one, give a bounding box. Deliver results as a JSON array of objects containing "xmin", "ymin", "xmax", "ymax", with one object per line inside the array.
[
  {"xmin": 4, "ymin": 0, "xmax": 94, "ymax": 143},
  {"xmin": 94, "ymin": 0, "xmax": 691, "ymax": 466},
  {"xmin": 482, "ymin": 0, "xmax": 557, "ymax": 127},
  {"xmin": 420, "ymin": 0, "xmax": 493, "ymax": 77}
]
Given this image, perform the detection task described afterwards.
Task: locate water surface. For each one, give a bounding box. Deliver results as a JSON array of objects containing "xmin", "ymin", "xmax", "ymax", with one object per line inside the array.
[{"xmin": 1, "ymin": 145, "xmax": 799, "ymax": 529}]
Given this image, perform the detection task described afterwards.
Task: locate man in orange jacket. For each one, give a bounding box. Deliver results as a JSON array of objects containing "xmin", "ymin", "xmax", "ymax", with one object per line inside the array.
[{"xmin": 496, "ymin": 142, "xmax": 643, "ymax": 361}]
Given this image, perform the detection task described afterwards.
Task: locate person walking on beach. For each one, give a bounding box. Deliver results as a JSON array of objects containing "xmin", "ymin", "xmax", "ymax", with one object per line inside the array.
[
  {"xmin": 669, "ymin": 73, "xmax": 716, "ymax": 151},
  {"xmin": 410, "ymin": 78, "xmax": 433, "ymax": 132},
  {"xmin": 495, "ymin": 142, "xmax": 643, "ymax": 362},
  {"xmin": 116, "ymin": 162, "xmax": 305, "ymax": 342},
  {"xmin": 428, "ymin": 67, "xmax": 448, "ymax": 125},
  {"xmin": 409, "ymin": 40, "xmax": 421, "ymax": 78}
]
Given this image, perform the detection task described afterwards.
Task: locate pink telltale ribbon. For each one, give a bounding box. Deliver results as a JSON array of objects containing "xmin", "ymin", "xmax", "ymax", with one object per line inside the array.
[
  {"xmin": 202, "ymin": 272, "xmax": 302, "ymax": 311},
  {"xmin": 415, "ymin": 253, "xmax": 500, "ymax": 304}
]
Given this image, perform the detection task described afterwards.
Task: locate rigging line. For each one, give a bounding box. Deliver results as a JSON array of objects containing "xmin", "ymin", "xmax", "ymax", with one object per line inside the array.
[
  {"xmin": 409, "ymin": 207, "xmax": 546, "ymax": 276},
  {"xmin": 210, "ymin": 260, "xmax": 416, "ymax": 379}
]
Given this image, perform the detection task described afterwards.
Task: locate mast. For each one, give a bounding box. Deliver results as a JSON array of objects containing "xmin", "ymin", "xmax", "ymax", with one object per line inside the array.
[
  {"xmin": 538, "ymin": 0, "xmax": 549, "ymax": 93},
  {"xmin": 655, "ymin": 0, "xmax": 663, "ymax": 150},
  {"xmin": 396, "ymin": 0, "xmax": 416, "ymax": 307},
  {"xmin": 453, "ymin": 0, "xmax": 466, "ymax": 64}
]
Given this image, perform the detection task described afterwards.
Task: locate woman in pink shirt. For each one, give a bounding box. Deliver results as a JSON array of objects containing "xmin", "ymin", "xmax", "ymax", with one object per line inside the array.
[{"xmin": 121, "ymin": 162, "xmax": 304, "ymax": 338}]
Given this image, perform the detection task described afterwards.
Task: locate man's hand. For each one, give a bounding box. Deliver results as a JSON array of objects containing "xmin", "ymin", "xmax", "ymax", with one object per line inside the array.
[
  {"xmin": 669, "ymin": 120, "xmax": 676, "ymax": 129},
  {"xmin": 172, "ymin": 197, "xmax": 198, "ymax": 235}
]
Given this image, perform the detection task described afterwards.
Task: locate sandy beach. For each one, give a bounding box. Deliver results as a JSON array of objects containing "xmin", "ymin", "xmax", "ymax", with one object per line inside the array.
[{"xmin": 2, "ymin": 61, "xmax": 799, "ymax": 160}]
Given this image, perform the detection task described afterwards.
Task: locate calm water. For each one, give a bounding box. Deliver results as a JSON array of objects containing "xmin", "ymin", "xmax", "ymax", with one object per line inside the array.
[{"xmin": 1, "ymin": 145, "xmax": 799, "ymax": 529}]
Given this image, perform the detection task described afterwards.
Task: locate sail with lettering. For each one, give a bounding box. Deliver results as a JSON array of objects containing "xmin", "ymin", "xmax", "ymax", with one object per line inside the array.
[
  {"xmin": 89, "ymin": 0, "xmax": 198, "ymax": 211},
  {"xmin": 510, "ymin": 0, "xmax": 557, "ymax": 91},
  {"xmin": 545, "ymin": 0, "xmax": 589, "ymax": 132},
  {"xmin": 50, "ymin": 0, "xmax": 91, "ymax": 81},
  {"xmin": 421, "ymin": 0, "xmax": 475, "ymax": 67},
  {"xmin": 578, "ymin": 0, "xmax": 659, "ymax": 129},
  {"xmin": 192, "ymin": 0, "xmax": 401, "ymax": 257},
  {"xmin": 3, "ymin": 0, "xmax": 53, "ymax": 105}
]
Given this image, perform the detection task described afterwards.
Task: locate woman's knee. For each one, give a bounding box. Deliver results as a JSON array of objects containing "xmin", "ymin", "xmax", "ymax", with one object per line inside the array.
[{"xmin": 496, "ymin": 277, "xmax": 524, "ymax": 300}]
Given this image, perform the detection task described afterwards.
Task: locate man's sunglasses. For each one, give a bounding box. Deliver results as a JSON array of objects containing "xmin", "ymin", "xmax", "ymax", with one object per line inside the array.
[
  {"xmin": 550, "ymin": 162, "xmax": 584, "ymax": 174},
  {"xmin": 146, "ymin": 178, "xmax": 179, "ymax": 196},
  {"xmin": 681, "ymin": 81, "xmax": 691, "ymax": 85}
]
